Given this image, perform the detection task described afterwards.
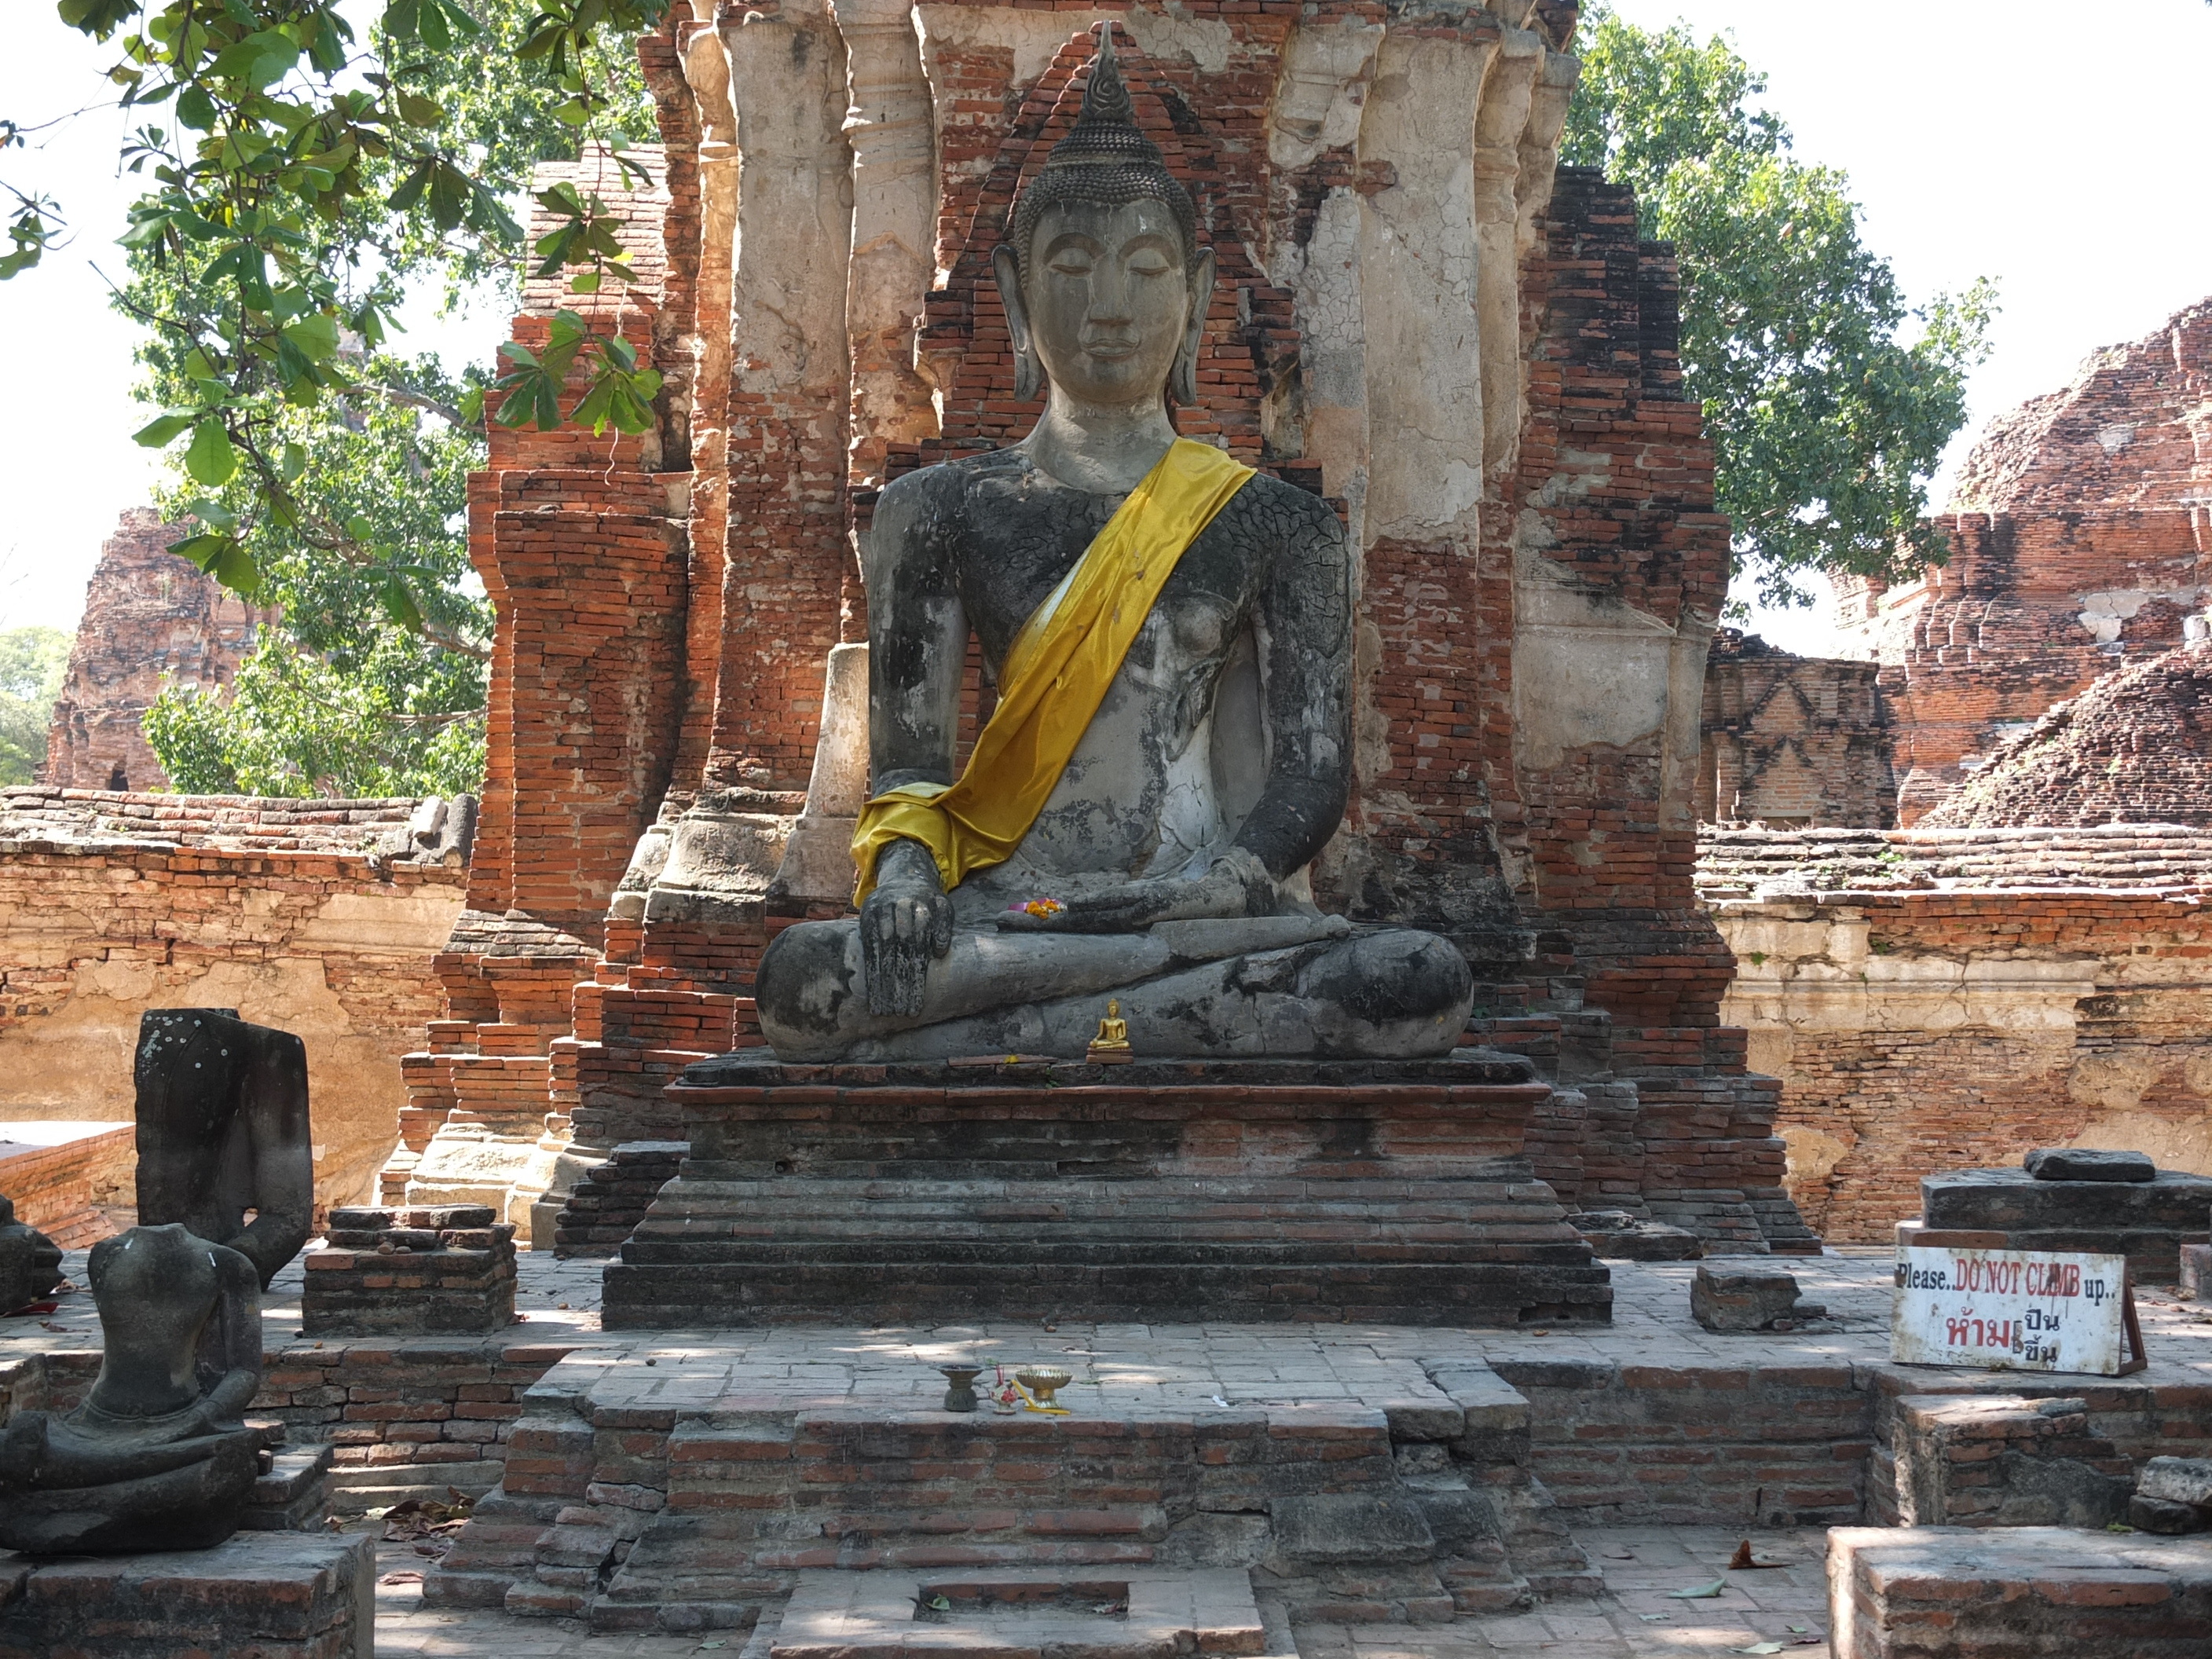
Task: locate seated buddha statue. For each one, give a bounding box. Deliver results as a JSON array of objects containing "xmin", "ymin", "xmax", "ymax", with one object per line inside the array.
[{"xmin": 754, "ymin": 26, "xmax": 1474, "ymax": 1064}]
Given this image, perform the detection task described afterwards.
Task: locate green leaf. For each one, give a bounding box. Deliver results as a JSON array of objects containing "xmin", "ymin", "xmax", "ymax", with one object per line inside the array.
[
  {"xmin": 179, "ymin": 497, "xmax": 240, "ymax": 530},
  {"xmin": 280, "ymin": 442, "xmax": 308, "ymax": 483},
  {"xmin": 1667, "ymin": 1579, "xmax": 1728, "ymax": 1599},
  {"xmin": 569, "ymin": 270, "xmax": 600, "ymax": 294},
  {"xmin": 133, "ymin": 412, "xmax": 197, "ymax": 448},
  {"xmin": 417, "ymin": 0, "xmax": 451, "ymax": 52},
  {"xmin": 176, "ymin": 85, "xmax": 217, "ymax": 130},
  {"xmin": 382, "ymin": 0, "xmax": 421, "ymax": 41},
  {"xmin": 380, "ymin": 569, "xmax": 424, "ymax": 629},
  {"xmin": 396, "ymin": 91, "xmax": 442, "ymax": 127},
  {"xmin": 282, "ymin": 312, "xmax": 340, "ymax": 364},
  {"xmin": 184, "ymin": 419, "xmax": 240, "ymax": 487}
]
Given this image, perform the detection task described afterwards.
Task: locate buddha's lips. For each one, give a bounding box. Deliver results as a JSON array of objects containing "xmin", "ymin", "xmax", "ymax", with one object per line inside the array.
[{"xmin": 1082, "ymin": 339, "xmax": 1139, "ymax": 360}]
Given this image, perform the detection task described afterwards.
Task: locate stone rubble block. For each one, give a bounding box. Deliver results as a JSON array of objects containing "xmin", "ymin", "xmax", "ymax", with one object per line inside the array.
[
  {"xmin": 2134, "ymin": 1457, "xmax": 2212, "ymax": 1535},
  {"xmin": 302, "ymin": 1203, "xmax": 518, "ymax": 1336},
  {"xmin": 0, "ymin": 1530, "xmax": 375, "ymax": 1658},
  {"xmin": 1690, "ymin": 1260, "xmax": 1829, "ymax": 1331},
  {"xmin": 2025, "ymin": 1147, "xmax": 2157, "ymax": 1183}
]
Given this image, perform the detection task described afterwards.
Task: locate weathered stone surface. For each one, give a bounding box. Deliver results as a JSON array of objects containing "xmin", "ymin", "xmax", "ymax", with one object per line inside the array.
[
  {"xmin": 1827, "ymin": 1525, "xmax": 2212, "ymax": 1657},
  {"xmin": 0, "ymin": 1224, "xmax": 264, "ymax": 1553},
  {"xmin": 302, "ymin": 1203, "xmax": 518, "ymax": 1336},
  {"xmin": 1896, "ymin": 1396, "xmax": 2132, "ymax": 1530},
  {"xmin": 0, "ymin": 1529, "xmax": 375, "ymax": 1658},
  {"xmin": 2182, "ymin": 1243, "xmax": 2212, "ymax": 1300},
  {"xmin": 1699, "ymin": 628, "xmax": 1895, "ymax": 828},
  {"xmin": 1569, "ymin": 1210, "xmax": 1703, "ymax": 1262},
  {"xmin": 2026, "ymin": 1147, "xmax": 2156, "ymax": 1182},
  {"xmin": 2139, "ymin": 1457, "xmax": 2212, "ymax": 1512},
  {"xmin": 605, "ymin": 1049, "xmax": 1610, "ymax": 1328}
]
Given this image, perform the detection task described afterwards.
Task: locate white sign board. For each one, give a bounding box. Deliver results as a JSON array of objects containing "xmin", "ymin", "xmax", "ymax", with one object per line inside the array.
[{"xmin": 1892, "ymin": 1246, "xmax": 2132, "ymax": 1375}]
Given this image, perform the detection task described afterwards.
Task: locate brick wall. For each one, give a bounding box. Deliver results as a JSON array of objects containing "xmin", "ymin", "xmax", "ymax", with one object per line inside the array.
[
  {"xmin": 1700, "ymin": 824, "xmax": 2212, "ymax": 1242},
  {"xmin": 0, "ymin": 789, "xmax": 467, "ymax": 1211}
]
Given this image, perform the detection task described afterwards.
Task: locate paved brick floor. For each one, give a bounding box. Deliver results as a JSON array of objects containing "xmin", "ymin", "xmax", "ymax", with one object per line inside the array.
[{"xmin": 369, "ymin": 1524, "xmax": 1833, "ymax": 1657}]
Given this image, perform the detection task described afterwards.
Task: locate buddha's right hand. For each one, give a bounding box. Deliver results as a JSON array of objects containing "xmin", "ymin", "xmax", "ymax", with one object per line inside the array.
[{"xmin": 860, "ymin": 839, "xmax": 953, "ymax": 1016}]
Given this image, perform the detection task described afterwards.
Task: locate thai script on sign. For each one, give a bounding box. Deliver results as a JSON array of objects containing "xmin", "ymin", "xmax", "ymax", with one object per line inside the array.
[{"xmin": 1892, "ymin": 1246, "xmax": 2130, "ymax": 1375}]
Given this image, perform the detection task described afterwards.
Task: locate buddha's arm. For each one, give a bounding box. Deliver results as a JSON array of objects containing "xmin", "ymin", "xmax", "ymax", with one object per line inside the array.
[
  {"xmin": 859, "ymin": 473, "xmax": 967, "ymax": 1013},
  {"xmin": 1232, "ymin": 491, "xmax": 1353, "ymax": 877}
]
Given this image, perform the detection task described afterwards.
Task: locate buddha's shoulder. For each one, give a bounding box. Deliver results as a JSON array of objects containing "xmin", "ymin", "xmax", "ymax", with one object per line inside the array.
[
  {"xmin": 1217, "ymin": 467, "xmax": 1345, "ymax": 543},
  {"xmin": 875, "ymin": 449, "xmax": 1027, "ymax": 520}
]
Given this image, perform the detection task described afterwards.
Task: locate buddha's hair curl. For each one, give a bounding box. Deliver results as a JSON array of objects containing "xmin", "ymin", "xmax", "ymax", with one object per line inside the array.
[{"xmin": 1005, "ymin": 23, "xmax": 1201, "ymax": 276}]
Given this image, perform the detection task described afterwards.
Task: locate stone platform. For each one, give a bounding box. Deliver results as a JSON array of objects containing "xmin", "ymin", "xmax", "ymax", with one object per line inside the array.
[
  {"xmin": 606, "ymin": 1050, "xmax": 1610, "ymax": 1328},
  {"xmin": 0, "ymin": 1530, "xmax": 375, "ymax": 1658}
]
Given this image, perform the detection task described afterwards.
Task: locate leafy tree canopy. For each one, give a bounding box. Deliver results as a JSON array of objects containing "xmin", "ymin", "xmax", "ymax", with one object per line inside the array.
[
  {"xmin": 9, "ymin": 0, "xmax": 668, "ymax": 796},
  {"xmin": 1562, "ymin": 5, "xmax": 1997, "ymax": 610},
  {"xmin": 0, "ymin": 627, "xmax": 74, "ymax": 786}
]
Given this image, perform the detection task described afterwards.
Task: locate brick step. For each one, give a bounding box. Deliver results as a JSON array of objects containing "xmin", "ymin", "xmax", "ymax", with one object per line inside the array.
[
  {"xmin": 603, "ymin": 1258, "xmax": 1612, "ymax": 1327},
  {"xmin": 421, "ymin": 1489, "xmax": 567, "ymax": 1607}
]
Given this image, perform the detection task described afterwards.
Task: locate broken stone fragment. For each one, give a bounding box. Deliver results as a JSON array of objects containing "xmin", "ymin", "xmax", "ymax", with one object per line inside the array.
[
  {"xmin": 2137, "ymin": 1456, "xmax": 2212, "ymax": 1511},
  {"xmin": 1690, "ymin": 1261, "xmax": 1826, "ymax": 1332},
  {"xmin": 2023, "ymin": 1147, "xmax": 2156, "ymax": 1182}
]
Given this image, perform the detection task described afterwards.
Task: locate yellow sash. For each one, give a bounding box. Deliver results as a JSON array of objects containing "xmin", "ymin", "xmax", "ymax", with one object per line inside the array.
[{"xmin": 851, "ymin": 438, "xmax": 1256, "ymax": 903}]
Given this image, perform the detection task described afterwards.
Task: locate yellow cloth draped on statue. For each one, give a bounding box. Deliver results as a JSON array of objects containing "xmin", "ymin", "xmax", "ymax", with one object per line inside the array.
[{"xmin": 851, "ymin": 438, "xmax": 1257, "ymax": 903}]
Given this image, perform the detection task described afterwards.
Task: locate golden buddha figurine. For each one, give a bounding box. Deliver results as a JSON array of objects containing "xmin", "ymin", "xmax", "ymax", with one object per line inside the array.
[{"xmin": 1087, "ymin": 999, "xmax": 1133, "ymax": 1064}]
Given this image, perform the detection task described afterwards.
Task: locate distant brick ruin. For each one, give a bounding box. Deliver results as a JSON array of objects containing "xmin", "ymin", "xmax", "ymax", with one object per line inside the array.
[
  {"xmin": 1836, "ymin": 296, "xmax": 2212, "ymax": 826},
  {"xmin": 383, "ymin": 1, "xmax": 1816, "ymax": 1261},
  {"xmin": 41, "ymin": 506, "xmax": 266, "ymax": 793}
]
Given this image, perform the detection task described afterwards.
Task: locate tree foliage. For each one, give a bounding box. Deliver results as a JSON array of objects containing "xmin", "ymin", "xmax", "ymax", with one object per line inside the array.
[
  {"xmin": 0, "ymin": 627, "xmax": 73, "ymax": 786},
  {"xmin": 9, "ymin": 0, "xmax": 668, "ymax": 796},
  {"xmin": 1562, "ymin": 6, "xmax": 1997, "ymax": 609}
]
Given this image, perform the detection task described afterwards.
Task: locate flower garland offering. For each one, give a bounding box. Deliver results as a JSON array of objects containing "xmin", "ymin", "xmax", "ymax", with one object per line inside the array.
[{"xmin": 1009, "ymin": 897, "xmax": 1065, "ymax": 920}]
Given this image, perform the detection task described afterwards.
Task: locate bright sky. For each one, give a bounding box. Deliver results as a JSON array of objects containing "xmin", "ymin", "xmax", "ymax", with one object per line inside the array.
[{"xmin": 3, "ymin": 3, "xmax": 2210, "ymax": 645}]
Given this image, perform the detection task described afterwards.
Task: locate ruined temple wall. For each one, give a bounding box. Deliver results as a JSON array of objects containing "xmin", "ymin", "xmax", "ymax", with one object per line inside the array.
[
  {"xmin": 1698, "ymin": 633, "xmax": 1895, "ymax": 828},
  {"xmin": 1698, "ymin": 825, "xmax": 2212, "ymax": 1242},
  {"xmin": 0, "ymin": 789, "xmax": 467, "ymax": 1213}
]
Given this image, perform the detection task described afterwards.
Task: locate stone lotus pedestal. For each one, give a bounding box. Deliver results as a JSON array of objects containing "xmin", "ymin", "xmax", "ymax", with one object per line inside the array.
[
  {"xmin": 0, "ymin": 1530, "xmax": 375, "ymax": 1659},
  {"xmin": 603, "ymin": 1047, "xmax": 1610, "ymax": 1328}
]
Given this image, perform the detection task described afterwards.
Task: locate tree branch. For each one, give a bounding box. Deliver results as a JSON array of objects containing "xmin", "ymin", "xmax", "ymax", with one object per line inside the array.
[{"xmin": 365, "ymin": 382, "xmax": 482, "ymax": 433}]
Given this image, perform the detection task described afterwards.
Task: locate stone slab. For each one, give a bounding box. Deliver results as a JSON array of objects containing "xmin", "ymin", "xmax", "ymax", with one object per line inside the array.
[
  {"xmin": 1828, "ymin": 1525, "xmax": 2212, "ymax": 1657},
  {"xmin": 0, "ymin": 1530, "xmax": 375, "ymax": 1658}
]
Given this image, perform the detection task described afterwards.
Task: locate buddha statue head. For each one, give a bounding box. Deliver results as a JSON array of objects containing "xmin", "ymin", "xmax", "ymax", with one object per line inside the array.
[{"xmin": 992, "ymin": 24, "xmax": 1215, "ymax": 410}]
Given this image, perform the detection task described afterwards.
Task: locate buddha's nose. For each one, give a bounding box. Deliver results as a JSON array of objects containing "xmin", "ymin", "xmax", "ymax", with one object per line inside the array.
[{"xmin": 1087, "ymin": 264, "xmax": 1135, "ymax": 324}]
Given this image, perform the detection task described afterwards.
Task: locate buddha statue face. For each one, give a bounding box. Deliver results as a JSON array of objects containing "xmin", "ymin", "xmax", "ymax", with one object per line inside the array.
[{"xmin": 998, "ymin": 197, "xmax": 1214, "ymax": 410}]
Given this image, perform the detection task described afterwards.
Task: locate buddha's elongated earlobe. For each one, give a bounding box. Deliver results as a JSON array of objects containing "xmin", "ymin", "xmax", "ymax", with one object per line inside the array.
[
  {"xmin": 1170, "ymin": 247, "xmax": 1217, "ymax": 408},
  {"xmin": 991, "ymin": 244, "xmax": 1043, "ymax": 402}
]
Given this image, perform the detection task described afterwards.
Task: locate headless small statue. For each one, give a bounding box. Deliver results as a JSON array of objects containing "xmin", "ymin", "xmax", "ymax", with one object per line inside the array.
[
  {"xmin": 0, "ymin": 1224, "xmax": 264, "ymax": 1552},
  {"xmin": 134, "ymin": 1007, "xmax": 314, "ymax": 1291},
  {"xmin": 754, "ymin": 26, "xmax": 1473, "ymax": 1063}
]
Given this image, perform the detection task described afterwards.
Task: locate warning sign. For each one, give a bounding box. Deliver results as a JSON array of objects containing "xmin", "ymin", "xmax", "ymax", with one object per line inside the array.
[{"xmin": 1892, "ymin": 1245, "xmax": 2139, "ymax": 1375}]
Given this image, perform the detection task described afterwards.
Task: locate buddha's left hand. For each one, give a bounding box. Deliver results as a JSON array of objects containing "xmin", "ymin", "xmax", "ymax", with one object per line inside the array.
[{"xmin": 999, "ymin": 848, "xmax": 1273, "ymax": 934}]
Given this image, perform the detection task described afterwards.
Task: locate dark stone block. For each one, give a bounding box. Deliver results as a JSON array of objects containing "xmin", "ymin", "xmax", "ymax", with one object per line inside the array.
[
  {"xmin": 2133, "ymin": 1494, "xmax": 2208, "ymax": 1534},
  {"xmin": 2025, "ymin": 1148, "xmax": 2156, "ymax": 1182},
  {"xmin": 1690, "ymin": 1261, "xmax": 1822, "ymax": 1332},
  {"xmin": 1921, "ymin": 1166, "xmax": 2212, "ymax": 1279}
]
